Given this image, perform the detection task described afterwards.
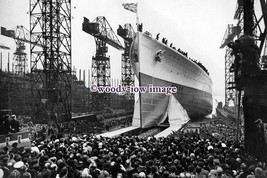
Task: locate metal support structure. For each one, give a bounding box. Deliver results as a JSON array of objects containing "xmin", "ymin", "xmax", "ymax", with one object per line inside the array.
[
  {"xmin": 83, "ymin": 16, "xmax": 124, "ymax": 112},
  {"xmin": 1, "ymin": 26, "xmax": 36, "ymax": 75},
  {"xmin": 236, "ymin": 90, "xmax": 242, "ymax": 140},
  {"xmin": 261, "ymin": 38, "xmax": 267, "ymax": 69},
  {"xmin": 91, "ymin": 39, "xmax": 111, "ymax": 111},
  {"xmin": 225, "ymin": 46, "xmax": 236, "ymax": 106},
  {"xmin": 12, "ymin": 26, "xmax": 30, "ymax": 75},
  {"xmin": 91, "ymin": 40, "xmax": 111, "ymax": 87},
  {"xmin": 30, "ymin": 0, "xmax": 72, "ymax": 124},
  {"xmin": 13, "ymin": 41, "xmax": 27, "ymax": 75},
  {"xmin": 259, "ymin": 0, "xmax": 267, "ymax": 69},
  {"xmin": 117, "ymin": 24, "xmax": 135, "ymax": 110},
  {"xmin": 221, "ymin": 24, "xmax": 242, "ymax": 106},
  {"xmin": 220, "ymin": 0, "xmax": 244, "ymax": 106},
  {"xmin": 226, "ymin": 0, "xmax": 267, "ymax": 161},
  {"xmin": 121, "ymin": 53, "xmax": 134, "ymax": 86},
  {"xmin": 117, "ymin": 24, "xmax": 135, "ymax": 88}
]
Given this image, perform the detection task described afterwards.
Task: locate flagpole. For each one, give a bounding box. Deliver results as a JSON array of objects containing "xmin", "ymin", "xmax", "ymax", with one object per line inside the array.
[
  {"xmin": 122, "ymin": 3, "xmax": 138, "ymax": 30},
  {"xmin": 136, "ymin": 3, "xmax": 139, "ymax": 31}
]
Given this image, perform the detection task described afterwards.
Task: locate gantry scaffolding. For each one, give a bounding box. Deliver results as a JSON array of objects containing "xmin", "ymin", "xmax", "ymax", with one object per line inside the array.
[
  {"xmin": 222, "ymin": 0, "xmax": 267, "ymax": 160},
  {"xmin": 221, "ymin": 0, "xmax": 267, "ymax": 106},
  {"xmin": 1, "ymin": 26, "xmax": 40, "ymax": 76},
  {"xmin": 83, "ymin": 16, "xmax": 124, "ymax": 112},
  {"xmin": 12, "ymin": 26, "xmax": 29, "ymax": 75},
  {"xmin": 220, "ymin": 24, "xmax": 242, "ymax": 106},
  {"xmin": 30, "ymin": 0, "xmax": 72, "ymax": 124},
  {"xmin": 117, "ymin": 23, "xmax": 135, "ymax": 110},
  {"xmin": 220, "ymin": 0, "xmax": 244, "ymax": 106},
  {"xmin": 117, "ymin": 24, "xmax": 135, "ymax": 88}
]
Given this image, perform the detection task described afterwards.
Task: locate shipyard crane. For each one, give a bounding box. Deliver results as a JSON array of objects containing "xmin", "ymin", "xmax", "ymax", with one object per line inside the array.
[
  {"xmin": 221, "ymin": 0, "xmax": 267, "ymax": 161},
  {"xmin": 1, "ymin": 26, "xmax": 43, "ymax": 75},
  {"xmin": 117, "ymin": 23, "xmax": 135, "ymax": 88},
  {"xmin": 117, "ymin": 23, "xmax": 135, "ymax": 110},
  {"xmin": 82, "ymin": 16, "xmax": 124, "ymax": 112},
  {"xmin": 220, "ymin": 24, "xmax": 242, "ymax": 106}
]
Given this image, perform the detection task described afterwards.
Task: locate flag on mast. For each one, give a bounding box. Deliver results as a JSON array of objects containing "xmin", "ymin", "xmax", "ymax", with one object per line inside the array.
[{"xmin": 122, "ymin": 3, "xmax": 137, "ymax": 13}]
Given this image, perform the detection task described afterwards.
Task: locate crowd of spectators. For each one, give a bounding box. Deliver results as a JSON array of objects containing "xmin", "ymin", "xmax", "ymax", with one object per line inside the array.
[
  {"xmin": 104, "ymin": 117, "xmax": 132, "ymax": 132},
  {"xmin": 200, "ymin": 122, "xmax": 243, "ymax": 142},
  {"xmin": 0, "ymin": 121, "xmax": 267, "ymax": 178}
]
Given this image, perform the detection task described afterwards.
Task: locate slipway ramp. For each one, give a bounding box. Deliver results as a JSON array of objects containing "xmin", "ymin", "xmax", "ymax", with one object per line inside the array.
[
  {"xmin": 97, "ymin": 99, "xmax": 141, "ymax": 138},
  {"xmin": 97, "ymin": 126, "xmax": 138, "ymax": 137},
  {"xmin": 155, "ymin": 94, "xmax": 190, "ymax": 138}
]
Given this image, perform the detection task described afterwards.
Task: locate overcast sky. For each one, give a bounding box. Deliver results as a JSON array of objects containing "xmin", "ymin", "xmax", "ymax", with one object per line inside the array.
[{"xmin": 1, "ymin": 0, "xmax": 252, "ymax": 105}]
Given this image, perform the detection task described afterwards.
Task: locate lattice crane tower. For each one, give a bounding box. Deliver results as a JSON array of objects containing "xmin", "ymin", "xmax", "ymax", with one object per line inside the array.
[
  {"xmin": 220, "ymin": 24, "xmax": 241, "ymax": 106},
  {"xmin": 117, "ymin": 23, "xmax": 135, "ymax": 88},
  {"xmin": 220, "ymin": 0, "xmax": 247, "ymax": 106},
  {"xmin": 30, "ymin": 0, "xmax": 72, "ymax": 124},
  {"xmin": 223, "ymin": 0, "xmax": 267, "ymax": 158},
  {"xmin": 83, "ymin": 16, "xmax": 124, "ymax": 112},
  {"xmin": 1, "ymin": 26, "xmax": 41, "ymax": 75}
]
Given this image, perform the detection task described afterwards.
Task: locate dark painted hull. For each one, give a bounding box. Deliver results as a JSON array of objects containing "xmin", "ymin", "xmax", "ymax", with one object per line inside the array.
[
  {"xmin": 130, "ymin": 32, "xmax": 213, "ymax": 128},
  {"xmin": 139, "ymin": 73, "xmax": 212, "ymax": 119}
]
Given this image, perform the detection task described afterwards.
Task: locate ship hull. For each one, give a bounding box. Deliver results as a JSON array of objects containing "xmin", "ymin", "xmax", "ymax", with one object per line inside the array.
[{"xmin": 130, "ymin": 32, "xmax": 213, "ymax": 128}]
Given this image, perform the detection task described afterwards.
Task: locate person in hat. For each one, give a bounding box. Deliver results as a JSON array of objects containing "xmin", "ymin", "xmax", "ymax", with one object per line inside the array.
[
  {"xmin": 11, "ymin": 143, "xmax": 19, "ymax": 154},
  {"xmin": 59, "ymin": 167, "xmax": 68, "ymax": 178},
  {"xmin": 216, "ymin": 167, "xmax": 223, "ymax": 178},
  {"xmin": 21, "ymin": 172, "xmax": 31, "ymax": 178},
  {"xmin": 13, "ymin": 161, "xmax": 24, "ymax": 170},
  {"xmin": 9, "ymin": 115, "xmax": 20, "ymax": 133},
  {"xmin": 81, "ymin": 166, "xmax": 91, "ymax": 178},
  {"xmin": 0, "ymin": 115, "xmax": 10, "ymax": 134},
  {"xmin": 110, "ymin": 157, "xmax": 126, "ymax": 178},
  {"xmin": 27, "ymin": 163, "xmax": 38, "ymax": 178},
  {"xmin": 169, "ymin": 165, "xmax": 178, "ymax": 178},
  {"xmin": 9, "ymin": 169, "xmax": 21, "ymax": 178},
  {"xmin": 2, "ymin": 147, "xmax": 9, "ymax": 154},
  {"xmin": 40, "ymin": 163, "xmax": 52, "ymax": 178},
  {"xmin": 253, "ymin": 118, "xmax": 267, "ymax": 162},
  {"xmin": 0, "ymin": 157, "xmax": 11, "ymax": 178}
]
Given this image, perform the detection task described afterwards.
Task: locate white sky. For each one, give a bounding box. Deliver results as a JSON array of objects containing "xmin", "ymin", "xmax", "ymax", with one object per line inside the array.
[{"xmin": 0, "ymin": 0, "xmax": 245, "ymax": 105}]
